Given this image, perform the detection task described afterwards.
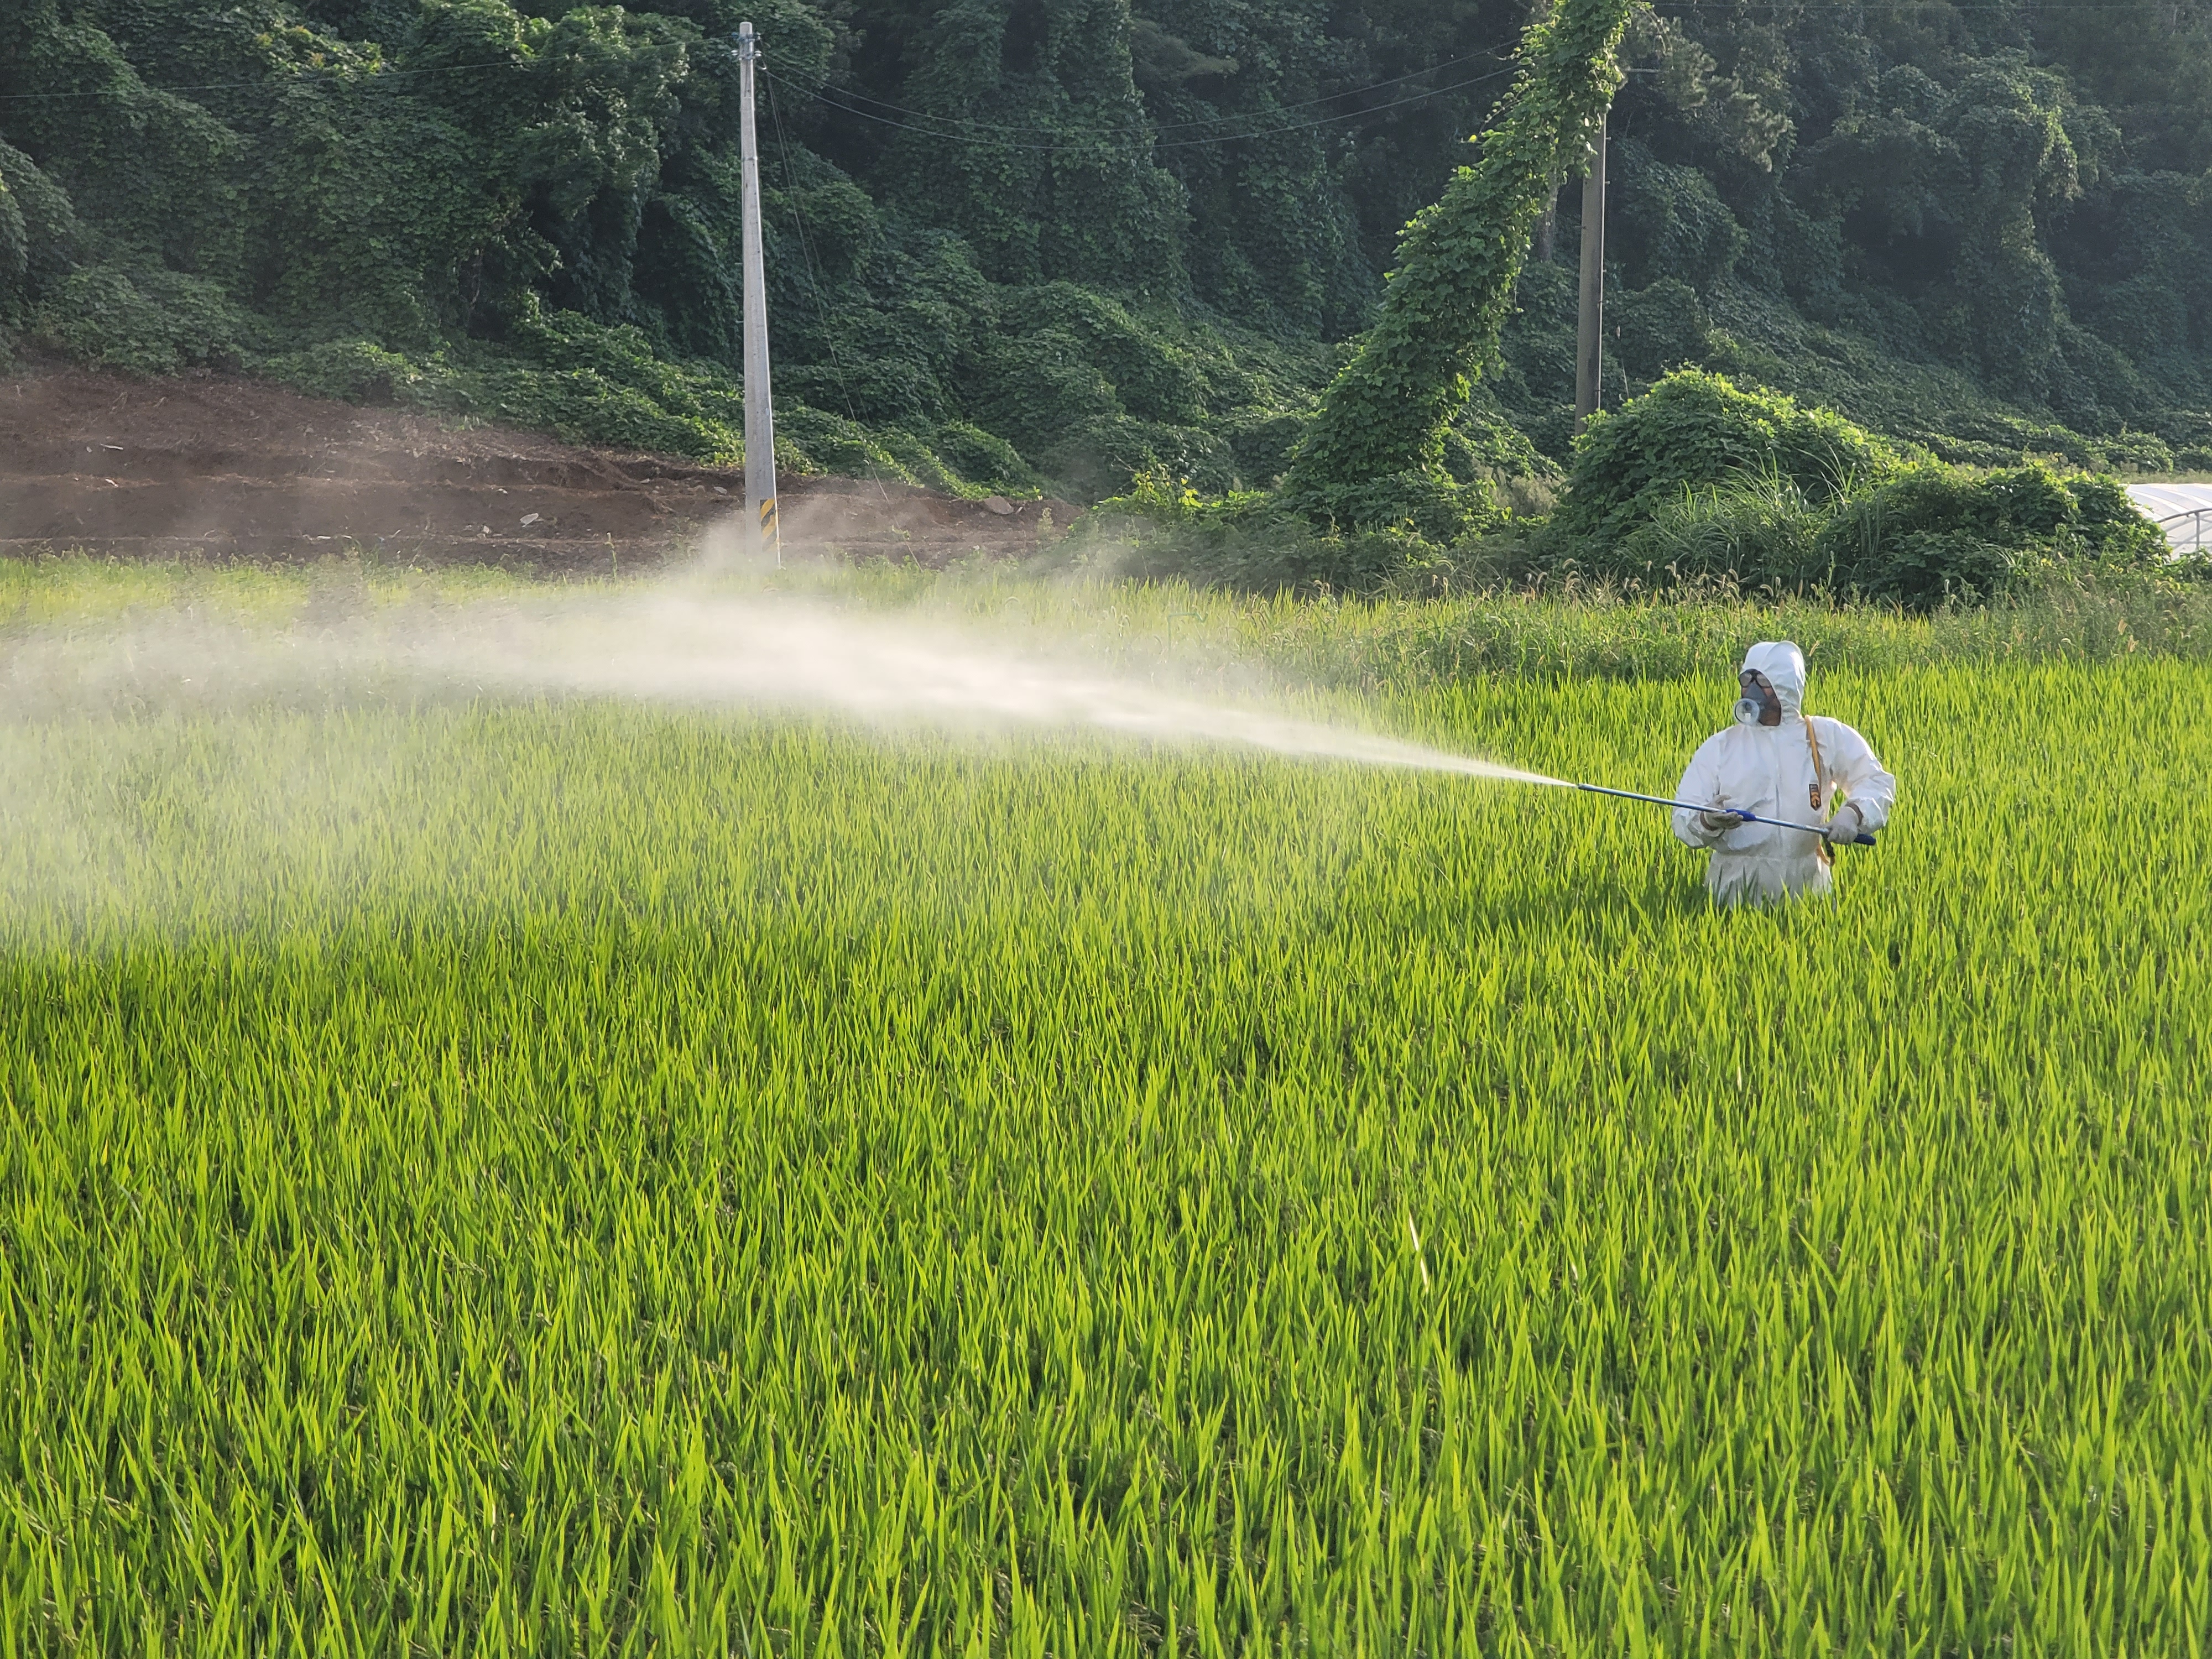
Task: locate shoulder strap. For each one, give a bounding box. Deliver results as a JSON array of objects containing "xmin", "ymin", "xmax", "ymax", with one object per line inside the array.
[{"xmin": 1804, "ymin": 716, "xmax": 1834, "ymax": 867}]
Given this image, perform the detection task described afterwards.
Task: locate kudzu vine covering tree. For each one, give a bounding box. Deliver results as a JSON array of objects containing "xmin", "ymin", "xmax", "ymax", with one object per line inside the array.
[{"xmin": 1281, "ymin": 0, "xmax": 1641, "ymax": 529}]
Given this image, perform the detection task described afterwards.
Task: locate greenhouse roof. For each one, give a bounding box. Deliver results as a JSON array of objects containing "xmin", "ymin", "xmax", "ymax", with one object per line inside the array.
[{"xmin": 2127, "ymin": 483, "xmax": 2212, "ymax": 554}]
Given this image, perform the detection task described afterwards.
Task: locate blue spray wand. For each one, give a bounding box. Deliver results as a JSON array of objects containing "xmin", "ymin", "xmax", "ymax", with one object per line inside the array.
[{"xmin": 1572, "ymin": 781, "xmax": 1879, "ymax": 846}]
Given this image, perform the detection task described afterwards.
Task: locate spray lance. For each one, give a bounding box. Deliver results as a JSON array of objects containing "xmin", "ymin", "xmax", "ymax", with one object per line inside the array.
[
  {"xmin": 1568, "ymin": 781, "xmax": 1879, "ymax": 846},
  {"xmin": 1551, "ymin": 665, "xmax": 1877, "ymax": 846}
]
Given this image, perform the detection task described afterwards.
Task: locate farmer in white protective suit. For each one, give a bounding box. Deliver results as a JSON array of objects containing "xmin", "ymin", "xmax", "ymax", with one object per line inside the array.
[{"xmin": 1673, "ymin": 641, "xmax": 1896, "ymax": 906}]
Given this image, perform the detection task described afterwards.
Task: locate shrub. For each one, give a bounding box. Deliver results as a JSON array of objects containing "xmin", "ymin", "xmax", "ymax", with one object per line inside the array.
[
  {"xmin": 1541, "ymin": 445, "xmax": 2179, "ymax": 608},
  {"xmin": 927, "ymin": 421, "xmax": 1043, "ymax": 493},
  {"xmin": 2066, "ymin": 472, "xmax": 2179, "ymax": 561},
  {"xmin": 1554, "ymin": 369, "xmax": 1902, "ymax": 542},
  {"xmin": 1815, "ymin": 462, "xmax": 2173, "ymax": 605},
  {"xmin": 0, "ymin": 140, "xmax": 83, "ymax": 331},
  {"xmin": 1611, "ymin": 278, "xmax": 1716, "ymax": 382},
  {"xmin": 261, "ymin": 340, "xmax": 419, "ymax": 405},
  {"xmin": 1222, "ymin": 411, "xmax": 1309, "ymax": 487},
  {"xmin": 1038, "ymin": 414, "xmax": 1237, "ymax": 505},
  {"xmin": 30, "ymin": 264, "xmax": 246, "ymax": 375}
]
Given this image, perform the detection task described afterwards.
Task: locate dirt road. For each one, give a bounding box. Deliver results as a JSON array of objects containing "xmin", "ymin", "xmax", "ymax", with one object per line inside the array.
[{"xmin": 0, "ymin": 368, "xmax": 1070, "ymax": 572}]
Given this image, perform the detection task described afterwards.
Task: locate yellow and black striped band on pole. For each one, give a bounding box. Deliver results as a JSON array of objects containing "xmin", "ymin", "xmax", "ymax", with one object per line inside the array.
[{"xmin": 758, "ymin": 497, "xmax": 779, "ymax": 541}]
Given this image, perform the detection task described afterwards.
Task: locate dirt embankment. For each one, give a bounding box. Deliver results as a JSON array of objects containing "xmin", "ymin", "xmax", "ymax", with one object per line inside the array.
[{"xmin": 0, "ymin": 368, "xmax": 1072, "ymax": 572}]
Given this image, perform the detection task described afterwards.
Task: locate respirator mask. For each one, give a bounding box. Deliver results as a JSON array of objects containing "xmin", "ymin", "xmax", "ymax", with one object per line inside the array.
[{"xmin": 1734, "ymin": 671, "xmax": 1781, "ymax": 727}]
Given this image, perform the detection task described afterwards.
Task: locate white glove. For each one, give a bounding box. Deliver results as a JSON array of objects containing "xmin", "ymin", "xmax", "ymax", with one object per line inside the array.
[
  {"xmin": 1824, "ymin": 802, "xmax": 1864, "ymax": 845},
  {"xmin": 1695, "ymin": 808, "xmax": 1744, "ymax": 839}
]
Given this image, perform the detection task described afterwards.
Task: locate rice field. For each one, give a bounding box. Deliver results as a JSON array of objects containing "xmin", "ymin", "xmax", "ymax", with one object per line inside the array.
[{"xmin": 2, "ymin": 561, "xmax": 2208, "ymax": 1653}]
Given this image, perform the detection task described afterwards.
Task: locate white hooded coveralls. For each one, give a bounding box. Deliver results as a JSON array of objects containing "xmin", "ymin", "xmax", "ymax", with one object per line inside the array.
[{"xmin": 1672, "ymin": 641, "xmax": 1896, "ymax": 906}]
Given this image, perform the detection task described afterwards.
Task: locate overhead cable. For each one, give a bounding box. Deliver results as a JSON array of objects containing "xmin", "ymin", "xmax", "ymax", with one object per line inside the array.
[
  {"xmin": 0, "ymin": 56, "xmax": 525, "ymax": 103},
  {"xmin": 787, "ymin": 63, "xmax": 1527, "ymax": 155},
  {"xmin": 808, "ymin": 48, "xmax": 1517, "ymax": 138}
]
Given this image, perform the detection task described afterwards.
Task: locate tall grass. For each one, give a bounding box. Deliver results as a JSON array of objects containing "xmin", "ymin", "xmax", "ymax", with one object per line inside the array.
[
  {"xmin": 1607, "ymin": 471, "xmax": 1835, "ymax": 590},
  {"xmin": 2, "ymin": 558, "xmax": 2208, "ymax": 1651}
]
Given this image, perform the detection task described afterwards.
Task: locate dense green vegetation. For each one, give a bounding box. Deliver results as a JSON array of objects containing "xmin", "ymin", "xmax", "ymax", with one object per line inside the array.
[
  {"xmin": 1539, "ymin": 369, "xmax": 2183, "ymax": 604},
  {"xmin": 1553, "ymin": 371, "xmax": 1906, "ymax": 542},
  {"xmin": 1279, "ymin": 0, "xmax": 1635, "ymax": 531},
  {"xmin": 1079, "ymin": 367, "xmax": 2202, "ymax": 599},
  {"xmin": 3, "ymin": 557, "xmax": 2209, "ymax": 1648},
  {"xmin": 4, "ymin": 0, "xmax": 2210, "ymax": 500}
]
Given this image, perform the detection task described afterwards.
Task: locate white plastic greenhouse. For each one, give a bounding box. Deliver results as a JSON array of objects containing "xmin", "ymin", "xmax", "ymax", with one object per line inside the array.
[{"xmin": 2128, "ymin": 482, "xmax": 2212, "ymax": 554}]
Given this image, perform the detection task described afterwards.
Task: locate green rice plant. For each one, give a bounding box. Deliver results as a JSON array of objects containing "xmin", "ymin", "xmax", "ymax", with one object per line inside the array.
[{"xmin": 1, "ymin": 561, "xmax": 2208, "ymax": 1653}]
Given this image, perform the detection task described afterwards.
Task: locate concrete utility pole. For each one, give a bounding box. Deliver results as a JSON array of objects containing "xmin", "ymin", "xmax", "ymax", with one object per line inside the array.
[
  {"xmin": 738, "ymin": 20, "xmax": 779, "ymax": 565},
  {"xmin": 1574, "ymin": 111, "xmax": 1606, "ymax": 431}
]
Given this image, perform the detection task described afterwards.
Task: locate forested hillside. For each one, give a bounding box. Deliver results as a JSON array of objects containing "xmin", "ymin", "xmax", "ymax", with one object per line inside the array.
[{"xmin": 4, "ymin": 0, "xmax": 2209, "ymax": 500}]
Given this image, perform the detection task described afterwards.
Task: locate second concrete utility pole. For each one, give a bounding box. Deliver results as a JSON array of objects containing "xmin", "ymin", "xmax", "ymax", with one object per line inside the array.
[{"xmin": 1574, "ymin": 112, "xmax": 1606, "ymax": 432}]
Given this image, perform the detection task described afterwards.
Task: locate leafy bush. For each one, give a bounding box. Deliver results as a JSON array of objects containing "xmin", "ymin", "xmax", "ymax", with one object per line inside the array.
[
  {"xmin": 1610, "ymin": 279, "xmax": 1716, "ymax": 383},
  {"xmin": 1554, "ymin": 370, "xmax": 1903, "ymax": 542},
  {"xmin": 31, "ymin": 265, "xmax": 246, "ymax": 374},
  {"xmin": 1544, "ymin": 446, "xmax": 2180, "ymax": 608},
  {"xmin": 0, "ymin": 140, "xmax": 80, "ymax": 333},
  {"xmin": 1221, "ymin": 412, "xmax": 1309, "ymax": 488},
  {"xmin": 1815, "ymin": 463, "xmax": 2176, "ymax": 605},
  {"xmin": 259, "ymin": 339, "xmax": 419, "ymax": 405},
  {"xmin": 1610, "ymin": 145, "xmax": 1746, "ymax": 292},
  {"xmin": 258, "ymin": 312, "xmax": 1049, "ymax": 492},
  {"xmin": 926, "ymin": 422, "xmax": 1044, "ymax": 496},
  {"xmin": 1037, "ymin": 414, "xmax": 1236, "ymax": 507}
]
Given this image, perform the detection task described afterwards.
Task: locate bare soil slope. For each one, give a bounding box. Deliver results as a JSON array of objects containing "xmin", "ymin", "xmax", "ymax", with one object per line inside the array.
[{"xmin": 0, "ymin": 368, "xmax": 1070, "ymax": 571}]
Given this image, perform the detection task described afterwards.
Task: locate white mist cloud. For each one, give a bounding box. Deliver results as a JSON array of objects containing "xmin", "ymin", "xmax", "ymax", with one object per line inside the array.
[{"xmin": 6, "ymin": 577, "xmax": 1559, "ymax": 786}]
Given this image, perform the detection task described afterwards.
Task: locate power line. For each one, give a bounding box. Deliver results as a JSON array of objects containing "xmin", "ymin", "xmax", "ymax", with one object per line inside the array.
[
  {"xmin": 764, "ymin": 70, "xmax": 899, "ymax": 504},
  {"xmin": 0, "ymin": 56, "xmax": 526, "ymax": 104},
  {"xmin": 807, "ymin": 48, "xmax": 1518, "ymax": 138},
  {"xmin": 786, "ymin": 64, "xmax": 1527, "ymax": 156},
  {"xmin": 1, "ymin": 4, "xmax": 2199, "ymax": 116},
  {"xmin": 0, "ymin": 38, "xmax": 1519, "ymax": 122}
]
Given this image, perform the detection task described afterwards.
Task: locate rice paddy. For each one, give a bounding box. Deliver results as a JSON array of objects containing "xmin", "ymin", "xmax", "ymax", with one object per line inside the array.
[{"xmin": 2, "ymin": 561, "xmax": 2206, "ymax": 1653}]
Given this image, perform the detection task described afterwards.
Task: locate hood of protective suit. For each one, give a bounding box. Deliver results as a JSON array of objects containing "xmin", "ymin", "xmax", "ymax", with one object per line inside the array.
[{"xmin": 1740, "ymin": 640, "xmax": 1806, "ymax": 718}]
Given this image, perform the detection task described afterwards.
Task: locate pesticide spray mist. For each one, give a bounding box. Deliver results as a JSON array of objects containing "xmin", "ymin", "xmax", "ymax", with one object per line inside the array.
[
  {"xmin": 464, "ymin": 588, "xmax": 1561, "ymax": 782},
  {"xmin": 6, "ymin": 556, "xmax": 1559, "ymax": 785},
  {"xmin": 0, "ymin": 548, "xmax": 1566, "ymax": 926}
]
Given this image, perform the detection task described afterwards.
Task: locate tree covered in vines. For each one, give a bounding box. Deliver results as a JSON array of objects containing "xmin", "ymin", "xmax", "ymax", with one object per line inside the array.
[{"xmin": 1280, "ymin": 0, "xmax": 1640, "ymax": 528}]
